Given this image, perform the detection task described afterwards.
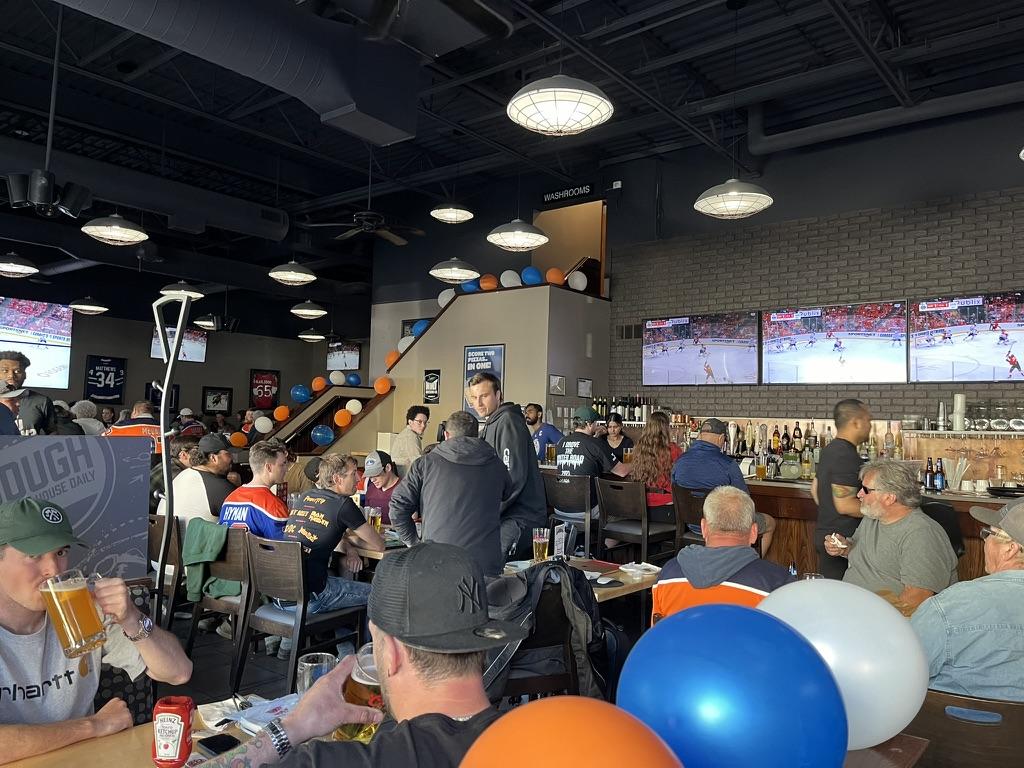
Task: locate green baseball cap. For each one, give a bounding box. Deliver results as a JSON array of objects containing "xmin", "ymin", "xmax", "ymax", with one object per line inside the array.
[
  {"xmin": 0, "ymin": 499, "xmax": 87, "ymax": 556},
  {"xmin": 573, "ymin": 406, "xmax": 602, "ymax": 423}
]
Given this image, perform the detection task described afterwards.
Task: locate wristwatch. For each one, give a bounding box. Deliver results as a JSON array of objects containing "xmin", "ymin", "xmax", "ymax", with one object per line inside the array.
[
  {"xmin": 123, "ymin": 614, "xmax": 154, "ymax": 642},
  {"xmin": 263, "ymin": 717, "xmax": 292, "ymax": 759}
]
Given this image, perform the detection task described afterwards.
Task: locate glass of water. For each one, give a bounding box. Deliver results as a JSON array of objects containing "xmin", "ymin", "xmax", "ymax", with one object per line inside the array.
[{"xmin": 296, "ymin": 652, "xmax": 337, "ymax": 695}]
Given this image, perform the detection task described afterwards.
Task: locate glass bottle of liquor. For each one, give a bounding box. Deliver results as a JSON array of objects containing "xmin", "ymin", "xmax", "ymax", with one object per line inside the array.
[
  {"xmin": 772, "ymin": 424, "xmax": 781, "ymax": 453},
  {"xmin": 893, "ymin": 424, "xmax": 904, "ymax": 460},
  {"xmin": 868, "ymin": 426, "xmax": 878, "ymax": 461},
  {"xmin": 793, "ymin": 422, "xmax": 803, "ymax": 452},
  {"xmin": 806, "ymin": 421, "xmax": 816, "ymax": 450},
  {"xmin": 924, "ymin": 457, "xmax": 935, "ymax": 491},
  {"xmin": 824, "ymin": 425, "xmax": 834, "ymax": 446},
  {"xmin": 935, "ymin": 458, "xmax": 946, "ymax": 493},
  {"xmin": 883, "ymin": 421, "xmax": 895, "ymax": 459},
  {"xmin": 781, "ymin": 424, "xmax": 791, "ymax": 452}
]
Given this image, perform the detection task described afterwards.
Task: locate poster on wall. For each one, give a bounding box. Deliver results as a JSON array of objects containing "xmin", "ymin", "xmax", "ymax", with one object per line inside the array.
[
  {"xmin": 463, "ymin": 344, "xmax": 505, "ymax": 413},
  {"xmin": 249, "ymin": 369, "xmax": 280, "ymax": 411},
  {"xmin": 84, "ymin": 355, "xmax": 127, "ymax": 404},
  {"xmin": 424, "ymin": 370, "xmax": 441, "ymax": 404},
  {"xmin": 145, "ymin": 382, "xmax": 180, "ymax": 411}
]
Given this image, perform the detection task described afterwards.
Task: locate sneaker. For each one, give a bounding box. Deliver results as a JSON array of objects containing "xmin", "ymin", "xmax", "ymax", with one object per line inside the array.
[
  {"xmin": 277, "ymin": 637, "xmax": 293, "ymax": 661},
  {"xmin": 197, "ymin": 616, "xmax": 220, "ymax": 632},
  {"xmin": 215, "ymin": 621, "xmax": 233, "ymax": 640},
  {"xmin": 172, "ymin": 611, "xmax": 193, "ymax": 621},
  {"xmin": 264, "ymin": 636, "xmax": 281, "ymax": 657},
  {"xmin": 335, "ymin": 641, "xmax": 355, "ymax": 658}
]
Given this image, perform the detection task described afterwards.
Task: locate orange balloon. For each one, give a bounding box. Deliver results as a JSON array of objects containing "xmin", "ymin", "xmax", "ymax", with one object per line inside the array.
[
  {"xmin": 384, "ymin": 349, "xmax": 401, "ymax": 369},
  {"xmin": 228, "ymin": 432, "xmax": 247, "ymax": 448},
  {"xmin": 479, "ymin": 273, "xmax": 499, "ymax": 291},
  {"xmin": 374, "ymin": 376, "xmax": 392, "ymax": 395},
  {"xmin": 460, "ymin": 697, "xmax": 681, "ymax": 767},
  {"xmin": 334, "ymin": 409, "xmax": 352, "ymax": 428},
  {"xmin": 545, "ymin": 266, "xmax": 566, "ymax": 285},
  {"xmin": 311, "ymin": 376, "xmax": 328, "ymax": 392},
  {"xmin": 273, "ymin": 405, "xmax": 290, "ymax": 421}
]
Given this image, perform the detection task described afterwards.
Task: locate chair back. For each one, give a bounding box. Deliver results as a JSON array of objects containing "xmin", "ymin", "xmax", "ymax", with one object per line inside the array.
[
  {"xmin": 147, "ymin": 513, "xmax": 183, "ymax": 569},
  {"xmin": 595, "ymin": 478, "xmax": 647, "ymax": 523},
  {"xmin": 208, "ymin": 527, "xmax": 249, "ymax": 582},
  {"xmin": 245, "ymin": 535, "xmax": 306, "ymax": 604},
  {"xmin": 672, "ymin": 486, "xmax": 706, "ymax": 527},
  {"xmin": 542, "ymin": 473, "xmax": 591, "ymax": 515},
  {"xmin": 921, "ymin": 501, "xmax": 965, "ymax": 558},
  {"xmin": 904, "ymin": 689, "xmax": 1024, "ymax": 767}
]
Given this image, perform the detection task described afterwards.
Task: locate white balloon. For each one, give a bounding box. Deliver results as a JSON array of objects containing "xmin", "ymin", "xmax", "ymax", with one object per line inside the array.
[
  {"xmin": 437, "ymin": 288, "xmax": 456, "ymax": 309},
  {"xmin": 759, "ymin": 579, "xmax": 929, "ymax": 750},
  {"xmin": 345, "ymin": 398, "xmax": 363, "ymax": 415},
  {"xmin": 253, "ymin": 416, "xmax": 274, "ymax": 434},
  {"xmin": 499, "ymin": 269, "xmax": 522, "ymax": 288},
  {"xmin": 567, "ymin": 271, "xmax": 588, "ymax": 291},
  {"xmin": 397, "ymin": 335, "xmax": 415, "ymax": 353},
  {"xmin": 328, "ymin": 370, "xmax": 346, "ymax": 385}
]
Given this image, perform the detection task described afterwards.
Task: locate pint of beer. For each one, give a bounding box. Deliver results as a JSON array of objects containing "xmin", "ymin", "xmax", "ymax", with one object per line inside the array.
[
  {"xmin": 40, "ymin": 569, "xmax": 107, "ymax": 658},
  {"xmin": 532, "ymin": 528, "xmax": 550, "ymax": 562},
  {"xmin": 334, "ymin": 644, "xmax": 384, "ymax": 743},
  {"xmin": 545, "ymin": 444, "xmax": 557, "ymax": 464}
]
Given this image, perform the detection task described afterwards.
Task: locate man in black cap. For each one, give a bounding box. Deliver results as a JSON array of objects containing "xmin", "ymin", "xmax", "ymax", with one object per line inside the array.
[
  {"xmin": 206, "ymin": 542, "xmax": 527, "ymax": 768},
  {"xmin": 157, "ymin": 433, "xmax": 238, "ymax": 526}
]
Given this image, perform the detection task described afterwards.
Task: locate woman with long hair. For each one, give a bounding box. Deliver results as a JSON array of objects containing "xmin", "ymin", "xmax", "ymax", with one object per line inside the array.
[
  {"xmin": 602, "ymin": 412, "xmax": 634, "ymax": 463},
  {"xmin": 630, "ymin": 411, "xmax": 682, "ymax": 522}
]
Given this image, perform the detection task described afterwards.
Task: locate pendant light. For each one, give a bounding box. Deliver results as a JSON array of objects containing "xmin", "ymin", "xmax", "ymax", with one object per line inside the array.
[
  {"xmin": 69, "ymin": 296, "xmax": 109, "ymax": 315},
  {"xmin": 429, "ymin": 257, "xmax": 481, "ymax": 284},
  {"xmin": 1019, "ymin": 146, "xmax": 1024, "ymax": 161},
  {"xmin": 269, "ymin": 259, "xmax": 316, "ymax": 286},
  {"xmin": 81, "ymin": 213, "xmax": 148, "ymax": 246},
  {"xmin": 430, "ymin": 202, "xmax": 474, "ymax": 224},
  {"xmin": 487, "ymin": 219, "xmax": 549, "ymax": 251},
  {"xmin": 298, "ymin": 327, "xmax": 326, "ymax": 343},
  {"xmin": 0, "ymin": 252, "xmax": 39, "ymax": 278},
  {"xmin": 290, "ymin": 300, "xmax": 327, "ymax": 320},
  {"xmin": 507, "ymin": 75, "xmax": 613, "ymax": 137},
  {"xmin": 194, "ymin": 314, "xmax": 217, "ymax": 330},
  {"xmin": 159, "ymin": 280, "xmax": 205, "ymax": 300}
]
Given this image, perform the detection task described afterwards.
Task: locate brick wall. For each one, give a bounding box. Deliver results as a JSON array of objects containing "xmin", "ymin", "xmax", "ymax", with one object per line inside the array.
[{"xmin": 609, "ymin": 186, "xmax": 1024, "ymax": 420}]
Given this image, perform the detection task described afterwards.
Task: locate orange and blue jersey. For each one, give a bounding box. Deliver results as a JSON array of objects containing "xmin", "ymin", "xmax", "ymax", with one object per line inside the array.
[
  {"xmin": 218, "ymin": 485, "xmax": 288, "ymax": 539},
  {"xmin": 104, "ymin": 416, "xmax": 163, "ymax": 454}
]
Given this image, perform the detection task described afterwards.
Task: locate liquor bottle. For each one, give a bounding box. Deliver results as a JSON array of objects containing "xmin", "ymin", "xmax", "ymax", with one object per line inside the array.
[
  {"xmin": 812, "ymin": 437, "xmax": 821, "ymax": 473},
  {"xmin": 793, "ymin": 422, "xmax": 803, "ymax": 452},
  {"xmin": 868, "ymin": 427, "xmax": 878, "ymax": 461},
  {"xmin": 641, "ymin": 397, "xmax": 649, "ymax": 422},
  {"xmin": 800, "ymin": 444, "xmax": 813, "ymax": 479},
  {"xmin": 635, "ymin": 394, "xmax": 643, "ymax": 421},
  {"xmin": 781, "ymin": 424, "xmax": 791, "ymax": 452},
  {"xmin": 924, "ymin": 457, "xmax": 935, "ymax": 491},
  {"xmin": 893, "ymin": 424, "xmax": 904, "ymax": 460},
  {"xmin": 772, "ymin": 424, "xmax": 781, "ymax": 453},
  {"xmin": 824, "ymin": 425, "xmax": 834, "ymax": 446},
  {"xmin": 805, "ymin": 421, "xmax": 816, "ymax": 450},
  {"xmin": 883, "ymin": 421, "xmax": 895, "ymax": 459},
  {"xmin": 935, "ymin": 458, "xmax": 946, "ymax": 493}
]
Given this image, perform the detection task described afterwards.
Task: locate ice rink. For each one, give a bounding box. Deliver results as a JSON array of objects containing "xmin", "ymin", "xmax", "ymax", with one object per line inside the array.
[
  {"xmin": 763, "ymin": 337, "xmax": 907, "ymax": 384},
  {"xmin": 0, "ymin": 336, "xmax": 71, "ymax": 389},
  {"xmin": 644, "ymin": 342, "xmax": 758, "ymax": 385},
  {"xmin": 911, "ymin": 329, "xmax": 1023, "ymax": 381}
]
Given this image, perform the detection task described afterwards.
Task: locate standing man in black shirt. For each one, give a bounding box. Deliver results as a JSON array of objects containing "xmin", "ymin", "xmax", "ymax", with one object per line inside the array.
[
  {"xmin": 811, "ymin": 399, "xmax": 872, "ymax": 579},
  {"xmin": 205, "ymin": 542, "xmax": 528, "ymax": 768}
]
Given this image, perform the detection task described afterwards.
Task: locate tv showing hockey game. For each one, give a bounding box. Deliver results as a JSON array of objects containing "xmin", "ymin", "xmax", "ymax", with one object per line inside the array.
[
  {"xmin": 762, "ymin": 301, "xmax": 907, "ymax": 384},
  {"xmin": 643, "ymin": 312, "xmax": 758, "ymax": 386},
  {"xmin": 150, "ymin": 326, "xmax": 208, "ymax": 363},
  {"xmin": 909, "ymin": 292, "xmax": 1024, "ymax": 382},
  {"xmin": 327, "ymin": 341, "xmax": 360, "ymax": 371},
  {"xmin": 0, "ymin": 297, "xmax": 73, "ymax": 389}
]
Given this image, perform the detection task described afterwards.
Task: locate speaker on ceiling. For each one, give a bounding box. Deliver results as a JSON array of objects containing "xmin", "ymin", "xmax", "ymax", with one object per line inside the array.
[
  {"xmin": 57, "ymin": 182, "xmax": 92, "ymax": 218},
  {"xmin": 4, "ymin": 173, "xmax": 31, "ymax": 208},
  {"xmin": 27, "ymin": 169, "xmax": 55, "ymax": 206}
]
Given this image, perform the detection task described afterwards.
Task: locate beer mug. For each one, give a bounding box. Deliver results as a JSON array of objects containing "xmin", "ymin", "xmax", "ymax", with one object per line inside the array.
[
  {"xmin": 334, "ymin": 643, "xmax": 384, "ymax": 743},
  {"xmin": 39, "ymin": 569, "xmax": 110, "ymax": 658},
  {"xmin": 297, "ymin": 652, "xmax": 337, "ymax": 695}
]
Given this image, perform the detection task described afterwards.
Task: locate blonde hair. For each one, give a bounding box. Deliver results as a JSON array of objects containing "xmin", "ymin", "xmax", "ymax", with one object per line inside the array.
[{"xmin": 630, "ymin": 411, "xmax": 672, "ymax": 486}]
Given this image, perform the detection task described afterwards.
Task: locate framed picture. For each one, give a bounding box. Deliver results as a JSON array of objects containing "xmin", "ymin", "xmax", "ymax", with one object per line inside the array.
[
  {"xmin": 144, "ymin": 382, "xmax": 179, "ymax": 411},
  {"xmin": 549, "ymin": 374, "xmax": 566, "ymax": 396},
  {"xmin": 577, "ymin": 377, "xmax": 593, "ymax": 398},
  {"xmin": 202, "ymin": 386, "xmax": 232, "ymax": 414},
  {"xmin": 249, "ymin": 369, "xmax": 280, "ymax": 410}
]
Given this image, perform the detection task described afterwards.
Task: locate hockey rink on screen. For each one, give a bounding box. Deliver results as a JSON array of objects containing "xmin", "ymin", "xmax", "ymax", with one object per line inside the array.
[
  {"xmin": 763, "ymin": 337, "xmax": 906, "ymax": 384},
  {"xmin": 644, "ymin": 342, "xmax": 758, "ymax": 385},
  {"xmin": 911, "ymin": 329, "xmax": 1024, "ymax": 381}
]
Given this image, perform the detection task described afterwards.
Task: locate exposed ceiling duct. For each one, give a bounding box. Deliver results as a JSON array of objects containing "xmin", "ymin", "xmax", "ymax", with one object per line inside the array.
[
  {"xmin": 52, "ymin": 0, "xmax": 421, "ymax": 146},
  {"xmin": 0, "ymin": 135, "xmax": 288, "ymax": 240}
]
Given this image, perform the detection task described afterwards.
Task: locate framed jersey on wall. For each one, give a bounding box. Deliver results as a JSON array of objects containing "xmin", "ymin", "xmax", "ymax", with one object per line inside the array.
[
  {"xmin": 249, "ymin": 369, "xmax": 280, "ymax": 410},
  {"xmin": 83, "ymin": 355, "xmax": 127, "ymax": 404}
]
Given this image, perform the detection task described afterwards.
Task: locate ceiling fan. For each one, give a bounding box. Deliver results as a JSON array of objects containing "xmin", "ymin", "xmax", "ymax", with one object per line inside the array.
[{"xmin": 299, "ymin": 152, "xmax": 425, "ymax": 246}]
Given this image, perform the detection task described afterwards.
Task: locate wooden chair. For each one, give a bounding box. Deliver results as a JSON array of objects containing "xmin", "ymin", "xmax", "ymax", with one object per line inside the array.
[
  {"xmin": 93, "ymin": 583, "xmax": 154, "ymax": 725},
  {"xmin": 235, "ymin": 536, "xmax": 364, "ymax": 694},
  {"xmin": 183, "ymin": 526, "xmax": 251, "ymax": 691},
  {"xmin": 595, "ymin": 478, "xmax": 676, "ymax": 564},
  {"xmin": 903, "ymin": 689, "xmax": 1024, "ymax": 767},
  {"xmin": 147, "ymin": 514, "xmax": 186, "ymax": 628},
  {"xmin": 671, "ymin": 485, "xmax": 706, "ymax": 552},
  {"xmin": 542, "ymin": 474, "xmax": 594, "ymax": 557},
  {"xmin": 500, "ymin": 580, "xmax": 579, "ymax": 700},
  {"xmin": 921, "ymin": 501, "xmax": 965, "ymax": 558}
]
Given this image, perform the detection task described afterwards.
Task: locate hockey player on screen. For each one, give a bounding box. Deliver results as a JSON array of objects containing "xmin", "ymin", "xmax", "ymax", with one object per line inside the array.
[
  {"xmin": 698, "ymin": 344, "xmax": 709, "ymax": 357},
  {"xmin": 832, "ymin": 339, "xmax": 845, "ymax": 353},
  {"xmin": 787, "ymin": 337, "xmax": 798, "ymax": 350},
  {"xmin": 941, "ymin": 329, "xmax": 954, "ymax": 345},
  {"xmin": 998, "ymin": 330, "xmax": 1011, "ymax": 346},
  {"xmin": 704, "ymin": 361, "xmax": 716, "ymax": 383},
  {"xmin": 891, "ymin": 332, "xmax": 903, "ymax": 346},
  {"xmin": 966, "ymin": 324, "xmax": 979, "ymax": 341},
  {"xmin": 805, "ymin": 333, "xmax": 817, "ymax": 348},
  {"xmin": 1008, "ymin": 352, "xmax": 1022, "ymax": 379}
]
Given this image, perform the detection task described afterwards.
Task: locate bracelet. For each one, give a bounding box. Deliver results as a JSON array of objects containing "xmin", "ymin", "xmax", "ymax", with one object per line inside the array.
[{"xmin": 263, "ymin": 717, "xmax": 292, "ymax": 759}]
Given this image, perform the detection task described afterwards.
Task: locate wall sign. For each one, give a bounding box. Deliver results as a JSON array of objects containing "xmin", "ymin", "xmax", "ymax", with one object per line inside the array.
[
  {"xmin": 83, "ymin": 355, "xmax": 127, "ymax": 404},
  {"xmin": 249, "ymin": 369, "xmax": 280, "ymax": 411},
  {"xmin": 424, "ymin": 369, "xmax": 441, "ymax": 404},
  {"xmin": 540, "ymin": 181, "xmax": 597, "ymax": 207},
  {"xmin": 463, "ymin": 344, "xmax": 505, "ymax": 412}
]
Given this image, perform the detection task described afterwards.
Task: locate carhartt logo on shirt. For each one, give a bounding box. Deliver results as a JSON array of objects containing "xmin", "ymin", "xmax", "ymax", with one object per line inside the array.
[{"xmin": 0, "ymin": 670, "xmax": 78, "ymax": 702}]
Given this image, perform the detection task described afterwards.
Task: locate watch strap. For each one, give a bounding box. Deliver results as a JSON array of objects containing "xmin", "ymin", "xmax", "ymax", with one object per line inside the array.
[
  {"xmin": 123, "ymin": 614, "xmax": 153, "ymax": 642},
  {"xmin": 264, "ymin": 717, "xmax": 292, "ymax": 759}
]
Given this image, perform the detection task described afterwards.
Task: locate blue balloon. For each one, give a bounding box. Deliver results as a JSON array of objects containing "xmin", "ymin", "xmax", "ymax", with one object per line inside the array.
[
  {"xmin": 411, "ymin": 319, "xmax": 431, "ymax": 337},
  {"xmin": 290, "ymin": 384, "xmax": 312, "ymax": 403},
  {"xmin": 521, "ymin": 266, "xmax": 543, "ymax": 285},
  {"xmin": 310, "ymin": 425, "xmax": 335, "ymax": 446},
  {"xmin": 345, "ymin": 372, "xmax": 361, "ymax": 387},
  {"xmin": 460, "ymin": 279, "xmax": 480, "ymax": 293},
  {"xmin": 617, "ymin": 606, "xmax": 847, "ymax": 768}
]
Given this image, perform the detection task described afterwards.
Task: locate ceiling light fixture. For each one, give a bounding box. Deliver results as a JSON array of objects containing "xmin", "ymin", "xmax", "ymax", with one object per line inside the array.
[
  {"xmin": 69, "ymin": 296, "xmax": 109, "ymax": 315},
  {"xmin": 430, "ymin": 202, "xmax": 474, "ymax": 224},
  {"xmin": 81, "ymin": 213, "xmax": 149, "ymax": 246},
  {"xmin": 693, "ymin": 178, "xmax": 774, "ymax": 219},
  {"xmin": 0, "ymin": 252, "xmax": 39, "ymax": 278},
  {"xmin": 159, "ymin": 280, "xmax": 205, "ymax": 300},
  {"xmin": 1019, "ymin": 145, "xmax": 1024, "ymax": 161},
  {"xmin": 487, "ymin": 218, "xmax": 549, "ymax": 252},
  {"xmin": 194, "ymin": 314, "xmax": 217, "ymax": 330},
  {"xmin": 269, "ymin": 259, "xmax": 316, "ymax": 286},
  {"xmin": 290, "ymin": 300, "xmax": 327, "ymax": 320},
  {"xmin": 429, "ymin": 257, "xmax": 481, "ymax": 284},
  {"xmin": 507, "ymin": 75, "xmax": 614, "ymax": 137},
  {"xmin": 298, "ymin": 327, "xmax": 326, "ymax": 343}
]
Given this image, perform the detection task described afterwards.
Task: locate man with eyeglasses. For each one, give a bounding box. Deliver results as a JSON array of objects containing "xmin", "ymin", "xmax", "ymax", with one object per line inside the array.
[
  {"xmin": 391, "ymin": 406, "xmax": 430, "ymax": 476},
  {"xmin": 824, "ymin": 459, "xmax": 957, "ymax": 613},
  {"xmin": 909, "ymin": 499, "xmax": 1024, "ymax": 701}
]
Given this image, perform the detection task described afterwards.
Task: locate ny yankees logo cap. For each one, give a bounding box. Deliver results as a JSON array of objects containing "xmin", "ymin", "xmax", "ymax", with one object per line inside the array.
[
  {"xmin": 0, "ymin": 498, "xmax": 88, "ymax": 556},
  {"xmin": 368, "ymin": 542, "xmax": 527, "ymax": 653}
]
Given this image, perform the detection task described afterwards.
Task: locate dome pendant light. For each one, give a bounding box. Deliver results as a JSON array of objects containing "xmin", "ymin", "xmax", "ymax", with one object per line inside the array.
[
  {"xmin": 693, "ymin": 178, "xmax": 774, "ymax": 219},
  {"xmin": 194, "ymin": 314, "xmax": 217, "ymax": 330},
  {"xmin": 290, "ymin": 300, "xmax": 327, "ymax": 320},
  {"xmin": 298, "ymin": 327, "xmax": 326, "ymax": 343},
  {"xmin": 269, "ymin": 259, "xmax": 316, "ymax": 286},
  {"xmin": 486, "ymin": 219, "xmax": 549, "ymax": 252},
  {"xmin": 69, "ymin": 296, "xmax": 109, "ymax": 315},
  {"xmin": 159, "ymin": 280, "xmax": 205, "ymax": 300},
  {"xmin": 0, "ymin": 252, "xmax": 39, "ymax": 278},
  {"xmin": 507, "ymin": 75, "xmax": 613, "ymax": 136},
  {"xmin": 81, "ymin": 213, "xmax": 148, "ymax": 246},
  {"xmin": 429, "ymin": 257, "xmax": 481, "ymax": 284},
  {"xmin": 430, "ymin": 202, "xmax": 474, "ymax": 224}
]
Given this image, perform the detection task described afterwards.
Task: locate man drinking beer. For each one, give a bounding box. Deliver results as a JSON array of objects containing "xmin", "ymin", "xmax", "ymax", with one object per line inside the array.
[{"xmin": 0, "ymin": 498, "xmax": 192, "ymax": 763}]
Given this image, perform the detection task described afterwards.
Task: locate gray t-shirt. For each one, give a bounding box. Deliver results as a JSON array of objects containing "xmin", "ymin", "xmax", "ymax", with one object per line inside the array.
[
  {"xmin": 844, "ymin": 510, "xmax": 958, "ymax": 595},
  {"xmin": 0, "ymin": 616, "xmax": 146, "ymax": 725}
]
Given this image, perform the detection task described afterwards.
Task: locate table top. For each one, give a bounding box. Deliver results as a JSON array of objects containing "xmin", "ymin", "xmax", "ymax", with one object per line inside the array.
[{"xmin": 844, "ymin": 733, "xmax": 929, "ymax": 768}]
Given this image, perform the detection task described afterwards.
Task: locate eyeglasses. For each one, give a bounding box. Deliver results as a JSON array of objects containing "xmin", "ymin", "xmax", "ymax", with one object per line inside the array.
[
  {"xmin": 860, "ymin": 485, "xmax": 877, "ymax": 495},
  {"xmin": 413, "ymin": 418, "xmax": 429, "ymax": 426},
  {"xmin": 980, "ymin": 526, "xmax": 1014, "ymax": 542}
]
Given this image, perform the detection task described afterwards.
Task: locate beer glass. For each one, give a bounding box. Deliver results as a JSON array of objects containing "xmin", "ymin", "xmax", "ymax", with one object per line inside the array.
[
  {"xmin": 623, "ymin": 447, "xmax": 634, "ymax": 463},
  {"xmin": 364, "ymin": 507, "xmax": 383, "ymax": 534},
  {"xmin": 334, "ymin": 643, "xmax": 384, "ymax": 743},
  {"xmin": 39, "ymin": 569, "xmax": 108, "ymax": 658},
  {"xmin": 532, "ymin": 528, "xmax": 550, "ymax": 562},
  {"xmin": 545, "ymin": 444, "xmax": 557, "ymax": 464},
  {"xmin": 755, "ymin": 453, "xmax": 768, "ymax": 480},
  {"xmin": 296, "ymin": 652, "xmax": 337, "ymax": 695},
  {"xmin": 801, "ymin": 573, "xmax": 824, "ymax": 580}
]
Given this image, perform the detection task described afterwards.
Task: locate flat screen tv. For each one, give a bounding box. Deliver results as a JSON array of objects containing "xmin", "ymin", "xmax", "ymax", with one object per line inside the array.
[
  {"xmin": 761, "ymin": 301, "xmax": 907, "ymax": 384},
  {"xmin": 327, "ymin": 341, "xmax": 360, "ymax": 371},
  {"xmin": 909, "ymin": 292, "xmax": 1024, "ymax": 382},
  {"xmin": 0, "ymin": 297, "xmax": 73, "ymax": 388},
  {"xmin": 150, "ymin": 326, "xmax": 208, "ymax": 363},
  {"xmin": 643, "ymin": 311, "xmax": 758, "ymax": 385}
]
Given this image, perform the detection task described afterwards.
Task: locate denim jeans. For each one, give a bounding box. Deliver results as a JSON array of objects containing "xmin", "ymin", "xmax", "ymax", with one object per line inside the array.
[{"xmin": 274, "ymin": 576, "xmax": 371, "ymax": 615}]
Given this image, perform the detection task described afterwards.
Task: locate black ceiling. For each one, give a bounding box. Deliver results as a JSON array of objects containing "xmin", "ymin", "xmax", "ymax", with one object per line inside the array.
[{"xmin": 1, "ymin": 0, "xmax": 1023, "ymax": 337}]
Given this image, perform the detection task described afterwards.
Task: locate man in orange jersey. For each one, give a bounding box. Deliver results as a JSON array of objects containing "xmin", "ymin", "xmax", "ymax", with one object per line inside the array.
[
  {"xmin": 103, "ymin": 400, "xmax": 163, "ymax": 455},
  {"xmin": 652, "ymin": 486, "xmax": 793, "ymax": 624},
  {"xmin": 218, "ymin": 438, "xmax": 290, "ymax": 539}
]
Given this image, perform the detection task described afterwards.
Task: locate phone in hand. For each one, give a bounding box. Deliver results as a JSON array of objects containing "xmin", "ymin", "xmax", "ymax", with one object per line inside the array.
[{"xmin": 196, "ymin": 733, "xmax": 242, "ymax": 757}]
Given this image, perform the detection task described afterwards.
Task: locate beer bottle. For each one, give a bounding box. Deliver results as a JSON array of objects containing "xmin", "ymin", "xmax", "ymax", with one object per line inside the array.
[
  {"xmin": 793, "ymin": 422, "xmax": 803, "ymax": 451},
  {"xmin": 924, "ymin": 457, "xmax": 935, "ymax": 491},
  {"xmin": 781, "ymin": 424, "xmax": 791, "ymax": 452},
  {"xmin": 935, "ymin": 458, "xmax": 946, "ymax": 493},
  {"xmin": 772, "ymin": 424, "xmax": 781, "ymax": 453}
]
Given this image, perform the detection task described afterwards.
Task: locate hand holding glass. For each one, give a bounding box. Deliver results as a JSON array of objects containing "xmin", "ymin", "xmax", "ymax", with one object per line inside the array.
[
  {"xmin": 39, "ymin": 569, "xmax": 111, "ymax": 658},
  {"xmin": 297, "ymin": 653, "xmax": 337, "ymax": 696},
  {"xmin": 334, "ymin": 643, "xmax": 384, "ymax": 743}
]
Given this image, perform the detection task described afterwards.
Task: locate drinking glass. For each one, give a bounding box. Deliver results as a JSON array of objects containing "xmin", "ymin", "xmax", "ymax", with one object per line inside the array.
[
  {"xmin": 801, "ymin": 573, "xmax": 824, "ymax": 580},
  {"xmin": 532, "ymin": 528, "xmax": 550, "ymax": 562},
  {"xmin": 334, "ymin": 643, "xmax": 384, "ymax": 743},
  {"xmin": 364, "ymin": 507, "xmax": 383, "ymax": 534},
  {"xmin": 296, "ymin": 652, "xmax": 337, "ymax": 695},
  {"xmin": 545, "ymin": 444, "xmax": 557, "ymax": 464},
  {"xmin": 623, "ymin": 447, "xmax": 634, "ymax": 464},
  {"xmin": 39, "ymin": 569, "xmax": 109, "ymax": 658}
]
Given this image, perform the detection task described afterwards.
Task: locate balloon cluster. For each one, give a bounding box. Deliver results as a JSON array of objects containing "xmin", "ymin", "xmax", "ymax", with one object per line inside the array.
[{"xmin": 437, "ymin": 265, "xmax": 588, "ymax": 311}]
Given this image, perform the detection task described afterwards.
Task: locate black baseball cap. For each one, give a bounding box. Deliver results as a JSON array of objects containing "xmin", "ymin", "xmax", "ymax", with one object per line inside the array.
[
  {"xmin": 198, "ymin": 432, "xmax": 236, "ymax": 455},
  {"xmin": 303, "ymin": 457, "xmax": 323, "ymax": 483},
  {"xmin": 368, "ymin": 542, "xmax": 527, "ymax": 653},
  {"xmin": 700, "ymin": 418, "xmax": 728, "ymax": 435}
]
